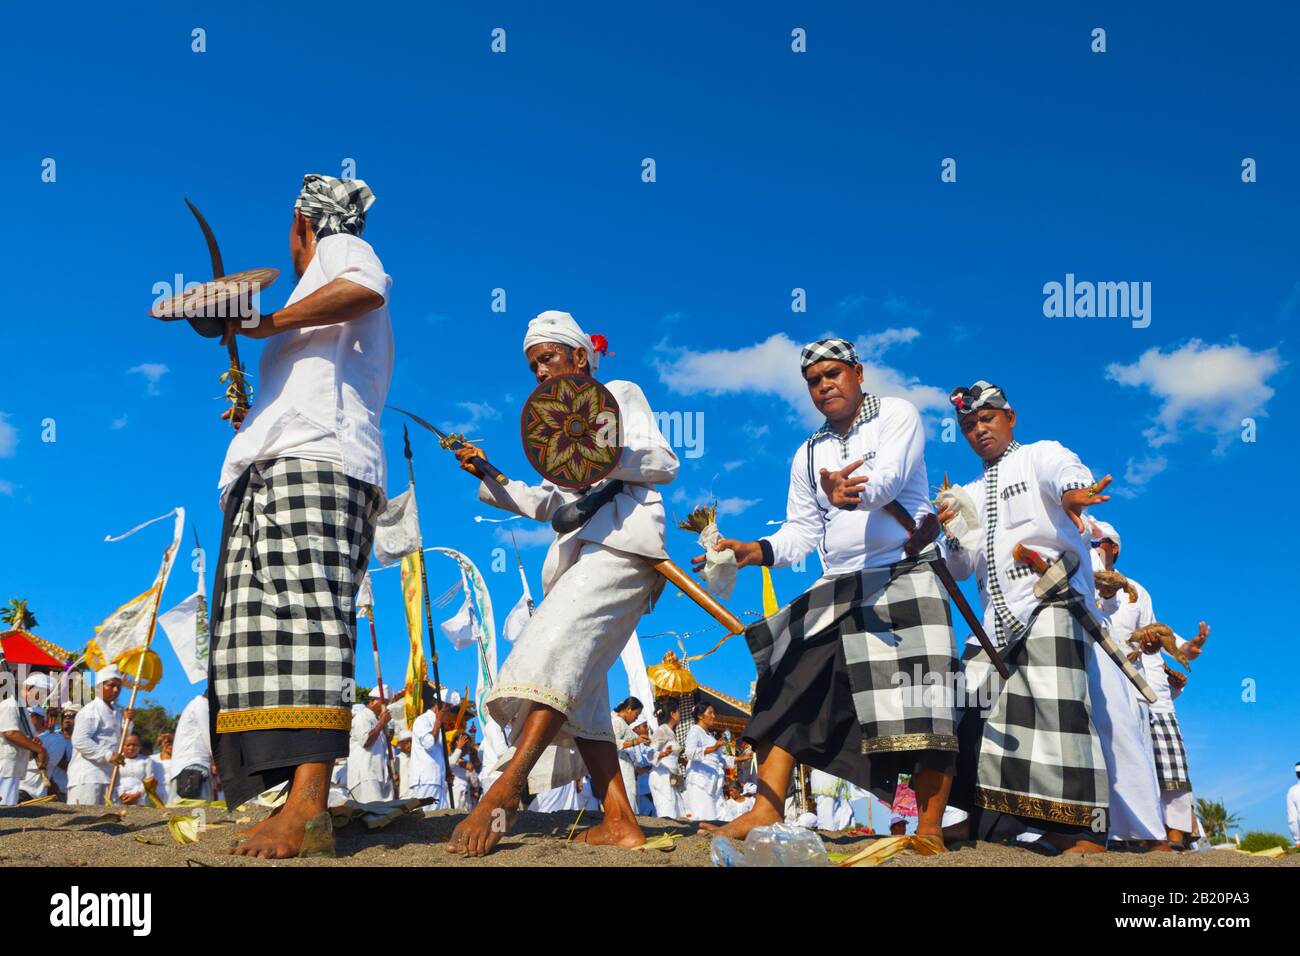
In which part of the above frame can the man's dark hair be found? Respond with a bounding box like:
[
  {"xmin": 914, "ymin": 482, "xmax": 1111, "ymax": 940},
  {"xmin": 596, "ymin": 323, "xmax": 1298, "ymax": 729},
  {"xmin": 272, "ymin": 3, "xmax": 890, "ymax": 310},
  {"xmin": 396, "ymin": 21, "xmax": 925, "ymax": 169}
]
[{"xmin": 614, "ymin": 697, "xmax": 643, "ymax": 713}]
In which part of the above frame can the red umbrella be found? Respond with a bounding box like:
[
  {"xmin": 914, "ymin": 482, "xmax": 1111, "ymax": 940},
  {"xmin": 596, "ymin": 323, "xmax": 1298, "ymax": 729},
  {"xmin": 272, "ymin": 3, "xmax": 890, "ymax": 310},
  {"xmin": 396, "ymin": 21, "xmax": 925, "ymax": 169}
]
[{"xmin": 0, "ymin": 629, "xmax": 75, "ymax": 668}]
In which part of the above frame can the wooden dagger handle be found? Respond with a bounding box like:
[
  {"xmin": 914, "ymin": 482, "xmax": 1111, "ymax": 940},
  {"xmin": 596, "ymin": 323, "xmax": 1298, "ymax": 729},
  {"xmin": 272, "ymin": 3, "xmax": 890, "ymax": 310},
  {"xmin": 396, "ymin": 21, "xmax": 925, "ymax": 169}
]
[
  {"xmin": 1012, "ymin": 543, "xmax": 1050, "ymax": 575},
  {"xmin": 654, "ymin": 560, "xmax": 746, "ymax": 635}
]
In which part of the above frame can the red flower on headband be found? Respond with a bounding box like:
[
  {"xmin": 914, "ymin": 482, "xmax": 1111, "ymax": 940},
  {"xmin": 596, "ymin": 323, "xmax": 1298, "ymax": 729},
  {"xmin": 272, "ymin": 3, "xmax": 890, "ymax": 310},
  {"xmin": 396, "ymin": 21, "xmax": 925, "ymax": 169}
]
[
  {"xmin": 590, "ymin": 334, "xmax": 611, "ymax": 357},
  {"xmin": 953, "ymin": 396, "xmax": 966, "ymax": 411}
]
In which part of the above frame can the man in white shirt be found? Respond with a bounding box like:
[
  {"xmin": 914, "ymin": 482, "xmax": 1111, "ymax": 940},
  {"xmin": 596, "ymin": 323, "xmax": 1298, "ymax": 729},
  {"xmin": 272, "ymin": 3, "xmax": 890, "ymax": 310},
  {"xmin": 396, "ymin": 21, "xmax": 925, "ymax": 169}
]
[
  {"xmin": 696, "ymin": 338, "xmax": 959, "ymax": 846},
  {"xmin": 448, "ymin": 311, "xmax": 678, "ymax": 856},
  {"xmin": 939, "ymin": 381, "xmax": 1112, "ymax": 853},
  {"xmin": 41, "ymin": 707, "xmax": 74, "ymax": 800},
  {"xmin": 68, "ymin": 669, "xmax": 132, "ymax": 806},
  {"xmin": 348, "ymin": 685, "xmax": 395, "ymax": 804},
  {"xmin": 448, "ymin": 732, "xmax": 481, "ymax": 811},
  {"xmin": 167, "ymin": 693, "xmax": 214, "ymax": 803},
  {"xmin": 409, "ymin": 698, "xmax": 450, "ymax": 808},
  {"xmin": 1, "ymin": 673, "xmax": 49, "ymax": 805},
  {"xmin": 1089, "ymin": 521, "xmax": 1179, "ymax": 849},
  {"xmin": 1287, "ymin": 763, "xmax": 1300, "ymax": 847},
  {"xmin": 206, "ymin": 175, "xmax": 393, "ymax": 858}
]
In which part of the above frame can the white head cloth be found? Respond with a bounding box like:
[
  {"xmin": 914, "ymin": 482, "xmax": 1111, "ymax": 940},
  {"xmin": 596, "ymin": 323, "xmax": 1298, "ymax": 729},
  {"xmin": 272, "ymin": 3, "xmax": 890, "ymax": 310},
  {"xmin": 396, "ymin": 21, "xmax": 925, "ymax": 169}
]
[
  {"xmin": 1091, "ymin": 520, "xmax": 1121, "ymax": 552},
  {"xmin": 23, "ymin": 672, "xmax": 54, "ymax": 692},
  {"xmin": 368, "ymin": 683, "xmax": 391, "ymax": 700},
  {"xmin": 522, "ymin": 310, "xmax": 599, "ymax": 371},
  {"xmin": 96, "ymin": 666, "xmax": 122, "ymax": 683}
]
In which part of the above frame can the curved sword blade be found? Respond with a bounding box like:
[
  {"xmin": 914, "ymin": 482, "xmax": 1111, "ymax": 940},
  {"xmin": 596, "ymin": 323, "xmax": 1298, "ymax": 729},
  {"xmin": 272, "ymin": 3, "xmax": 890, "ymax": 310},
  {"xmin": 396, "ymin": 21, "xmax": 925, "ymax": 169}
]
[{"xmin": 184, "ymin": 198, "xmax": 225, "ymax": 279}]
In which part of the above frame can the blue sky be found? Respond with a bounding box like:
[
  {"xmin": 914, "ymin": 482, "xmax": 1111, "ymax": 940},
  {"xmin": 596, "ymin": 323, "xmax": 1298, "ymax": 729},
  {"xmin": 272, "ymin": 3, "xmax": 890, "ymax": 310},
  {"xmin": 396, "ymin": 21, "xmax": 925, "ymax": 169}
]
[{"xmin": 2, "ymin": 3, "xmax": 1295, "ymax": 834}]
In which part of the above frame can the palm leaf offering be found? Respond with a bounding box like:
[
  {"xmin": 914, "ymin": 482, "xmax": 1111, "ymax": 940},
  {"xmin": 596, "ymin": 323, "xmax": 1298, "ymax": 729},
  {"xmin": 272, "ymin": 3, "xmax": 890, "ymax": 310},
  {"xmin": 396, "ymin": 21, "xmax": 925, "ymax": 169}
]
[
  {"xmin": 677, "ymin": 501, "xmax": 718, "ymax": 534},
  {"xmin": 838, "ymin": 834, "xmax": 945, "ymax": 867},
  {"xmin": 167, "ymin": 814, "xmax": 202, "ymax": 845}
]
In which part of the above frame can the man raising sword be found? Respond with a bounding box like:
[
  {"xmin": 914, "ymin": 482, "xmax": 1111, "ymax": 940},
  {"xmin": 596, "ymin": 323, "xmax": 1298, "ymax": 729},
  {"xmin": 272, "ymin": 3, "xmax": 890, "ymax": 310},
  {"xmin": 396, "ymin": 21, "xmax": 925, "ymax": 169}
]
[{"xmin": 449, "ymin": 310, "xmax": 678, "ymax": 856}]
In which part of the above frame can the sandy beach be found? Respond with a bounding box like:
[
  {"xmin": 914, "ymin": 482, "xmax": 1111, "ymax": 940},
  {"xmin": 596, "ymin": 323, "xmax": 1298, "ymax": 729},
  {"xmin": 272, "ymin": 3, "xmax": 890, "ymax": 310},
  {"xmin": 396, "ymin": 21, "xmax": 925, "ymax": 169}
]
[{"xmin": 2, "ymin": 802, "xmax": 1294, "ymax": 868}]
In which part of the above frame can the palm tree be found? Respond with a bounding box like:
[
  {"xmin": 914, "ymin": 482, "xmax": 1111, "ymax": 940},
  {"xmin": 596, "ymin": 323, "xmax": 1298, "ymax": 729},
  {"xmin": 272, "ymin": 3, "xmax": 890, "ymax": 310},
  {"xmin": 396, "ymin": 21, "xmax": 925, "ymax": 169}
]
[
  {"xmin": 1196, "ymin": 797, "xmax": 1242, "ymax": 844},
  {"xmin": 1, "ymin": 598, "xmax": 38, "ymax": 632}
]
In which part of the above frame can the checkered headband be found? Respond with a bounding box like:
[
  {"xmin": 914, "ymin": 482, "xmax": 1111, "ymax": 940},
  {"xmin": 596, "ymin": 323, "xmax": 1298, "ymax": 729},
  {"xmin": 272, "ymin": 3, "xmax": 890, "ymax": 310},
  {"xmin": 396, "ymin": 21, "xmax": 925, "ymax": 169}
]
[
  {"xmin": 800, "ymin": 337, "xmax": 859, "ymax": 370},
  {"xmin": 295, "ymin": 174, "xmax": 376, "ymax": 239},
  {"xmin": 949, "ymin": 380, "xmax": 1009, "ymax": 417}
]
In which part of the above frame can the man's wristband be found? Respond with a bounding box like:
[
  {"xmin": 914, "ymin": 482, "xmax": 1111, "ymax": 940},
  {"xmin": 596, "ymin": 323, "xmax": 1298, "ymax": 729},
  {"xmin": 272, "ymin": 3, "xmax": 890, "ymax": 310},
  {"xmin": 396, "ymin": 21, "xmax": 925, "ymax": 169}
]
[{"xmin": 758, "ymin": 539, "xmax": 775, "ymax": 567}]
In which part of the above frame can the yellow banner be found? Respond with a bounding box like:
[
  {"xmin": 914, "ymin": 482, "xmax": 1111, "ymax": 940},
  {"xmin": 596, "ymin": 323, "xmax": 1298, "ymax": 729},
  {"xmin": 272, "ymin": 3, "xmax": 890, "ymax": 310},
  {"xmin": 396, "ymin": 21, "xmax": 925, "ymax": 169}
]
[
  {"xmin": 761, "ymin": 566, "xmax": 780, "ymax": 618},
  {"xmin": 401, "ymin": 552, "xmax": 427, "ymax": 725}
]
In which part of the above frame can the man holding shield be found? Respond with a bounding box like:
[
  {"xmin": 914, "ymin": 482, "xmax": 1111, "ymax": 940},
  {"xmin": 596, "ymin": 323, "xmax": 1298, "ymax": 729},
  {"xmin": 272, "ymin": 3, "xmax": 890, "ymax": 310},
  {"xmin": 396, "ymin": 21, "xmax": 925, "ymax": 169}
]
[
  {"xmin": 207, "ymin": 175, "xmax": 393, "ymax": 858},
  {"xmin": 449, "ymin": 310, "xmax": 678, "ymax": 856}
]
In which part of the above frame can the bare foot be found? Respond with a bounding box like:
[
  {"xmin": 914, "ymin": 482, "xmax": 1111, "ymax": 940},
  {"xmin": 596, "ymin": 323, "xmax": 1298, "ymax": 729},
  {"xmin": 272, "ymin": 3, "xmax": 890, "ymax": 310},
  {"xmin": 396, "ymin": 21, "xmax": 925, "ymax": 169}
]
[
  {"xmin": 1043, "ymin": 832, "xmax": 1106, "ymax": 854},
  {"xmin": 446, "ymin": 798, "xmax": 517, "ymax": 858},
  {"xmin": 915, "ymin": 826, "xmax": 948, "ymax": 851},
  {"xmin": 699, "ymin": 802, "xmax": 783, "ymax": 840},
  {"xmin": 224, "ymin": 809, "xmax": 333, "ymax": 859},
  {"xmin": 573, "ymin": 816, "xmax": 645, "ymax": 849},
  {"xmin": 1146, "ymin": 841, "xmax": 1173, "ymax": 853}
]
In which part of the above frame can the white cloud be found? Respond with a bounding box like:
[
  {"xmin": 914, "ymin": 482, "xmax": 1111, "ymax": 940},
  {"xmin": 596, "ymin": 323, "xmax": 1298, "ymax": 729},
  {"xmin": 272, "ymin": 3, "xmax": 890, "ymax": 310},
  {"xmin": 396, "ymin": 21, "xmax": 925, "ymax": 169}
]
[
  {"xmin": 1106, "ymin": 339, "xmax": 1283, "ymax": 451},
  {"xmin": 653, "ymin": 331, "xmax": 947, "ymax": 428},
  {"xmin": 721, "ymin": 459, "xmax": 745, "ymax": 472},
  {"xmin": 128, "ymin": 363, "xmax": 170, "ymax": 396},
  {"xmin": 1112, "ymin": 454, "xmax": 1168, "ymax": 499},
  {"xmin": 443, "ymin": 401, "xmax": 501, "ymax": 436},
  {"xmin": 493, "ymin": 524, "xmax": 555, "ymax": 549},
  {"xmin": 716, "ymin": 496, "xmax": 760, "ymax": 517},
  {"xmin": 0, "ymin": 412, "xmax": 16, "ymax": 458},
  {"xmin": 111, "ymin": 416, "xmax": 129, "ymax": 430},
  {"xmin": 0, "ymin": 480, "xmax": 14, "ymax": 496}
]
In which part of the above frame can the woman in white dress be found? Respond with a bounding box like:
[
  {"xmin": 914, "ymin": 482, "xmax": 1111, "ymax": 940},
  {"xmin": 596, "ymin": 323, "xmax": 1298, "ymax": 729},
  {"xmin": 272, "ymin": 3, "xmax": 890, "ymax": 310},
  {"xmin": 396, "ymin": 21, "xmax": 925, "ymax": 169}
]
[
  {"xmin": 683, "ymin": 706, "xmax": 730, "ymax": 823},
  {"xmin": 610, "ymin": 697, "xmax": 644, "ymax": 810},
  {"xmin": 648, "ymin": 701, "xmax": 682, "ymax": 818}
]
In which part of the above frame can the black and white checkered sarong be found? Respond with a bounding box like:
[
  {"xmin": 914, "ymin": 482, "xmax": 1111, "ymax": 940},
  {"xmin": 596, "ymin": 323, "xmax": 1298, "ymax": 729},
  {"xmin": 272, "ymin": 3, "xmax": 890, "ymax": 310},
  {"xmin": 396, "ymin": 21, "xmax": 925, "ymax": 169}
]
[
  {"xmin": 745, "ymin": 548, "xmax": 958, "ymax": 753},
  {"xmin": 1150, "ymin": 711, "xmax": 1192, "ymax": 792},
  {"xmin": 210, "ymin": 458, "xmax": 382, "ymax": 735},
  {"xmin": 961, "ymin": 593, "xmax": 1107, "ymax": 827}
]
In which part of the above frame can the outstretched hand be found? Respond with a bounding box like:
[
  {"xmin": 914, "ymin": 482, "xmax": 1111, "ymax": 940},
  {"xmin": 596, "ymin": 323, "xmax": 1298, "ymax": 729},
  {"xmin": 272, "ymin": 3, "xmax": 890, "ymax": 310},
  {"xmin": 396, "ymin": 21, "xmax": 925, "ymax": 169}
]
[
  {"xmin": 1184, "ymin": 621, "xmax": 1209, "ymax": 660},
  {"xmin": 819, "ymin": 459, "xmax": 870, "ymax": 509},
  {"xmin": 1062, "ymin": 475, "xmax": 1112, "ymax": 532},
  {"xmin": 691, "ymin": 538, "xmax": 762, "ymax": 573}
]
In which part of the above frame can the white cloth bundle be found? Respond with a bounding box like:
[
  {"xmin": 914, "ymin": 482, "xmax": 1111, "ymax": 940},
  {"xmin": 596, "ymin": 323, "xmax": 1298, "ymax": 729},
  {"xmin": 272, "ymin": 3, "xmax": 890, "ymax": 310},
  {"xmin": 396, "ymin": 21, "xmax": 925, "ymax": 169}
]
[
  {"xmin": 696, "ymin": 522, "xmax": 737, "ymax": 601},
  {"xmin": 936, "ymin": 485, "xmax": 981, "ymax": 551}
]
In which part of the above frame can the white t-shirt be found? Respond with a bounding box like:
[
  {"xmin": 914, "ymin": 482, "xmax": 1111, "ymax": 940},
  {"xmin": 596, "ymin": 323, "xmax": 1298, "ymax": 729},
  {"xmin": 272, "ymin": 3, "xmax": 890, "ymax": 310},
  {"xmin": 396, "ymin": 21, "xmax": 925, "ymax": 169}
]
[
  {"xmin": 219, "ymin": 232, "xmax": 394, "ymax": 493},
  {"xmin": 348, "ymin": 707, "xmax": 389, "ymax": 790}
]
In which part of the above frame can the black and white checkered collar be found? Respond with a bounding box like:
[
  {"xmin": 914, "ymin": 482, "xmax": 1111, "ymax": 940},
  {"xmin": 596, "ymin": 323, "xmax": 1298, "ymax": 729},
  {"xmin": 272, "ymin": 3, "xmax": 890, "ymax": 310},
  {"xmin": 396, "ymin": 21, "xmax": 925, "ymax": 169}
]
[
  {"xmin": 811, "ymin": 393, "xmax": 880, "ymax": 443},
  {"xmin": 983, "ymin": 439, "xmax": 1021, "ymax": 471}
]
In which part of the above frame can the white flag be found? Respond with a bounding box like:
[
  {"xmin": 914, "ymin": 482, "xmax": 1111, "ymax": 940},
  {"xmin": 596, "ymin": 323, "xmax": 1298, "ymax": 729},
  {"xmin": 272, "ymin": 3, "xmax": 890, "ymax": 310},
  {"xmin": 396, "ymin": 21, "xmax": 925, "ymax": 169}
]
[
  {"xmin": 158, "ymin": 590, "xmax": 209, "ymax": 684},
  {"xmin": 372, "ymin": 487, "xmax": 422, "ymax": 567},
  {"xmin": 356, "ymin": 572, "xmax": 375, "ymax": 619},
  {"xmin": 502, "ymin": 592, "xmax": 530, "ymax": 643},
  {"xmin": 439, "ymin": 578, "xmax": 478, "ymax": 651},
  {"xmin": 620, "ymin": 629, "xmax": 657, "ymax": 732}
]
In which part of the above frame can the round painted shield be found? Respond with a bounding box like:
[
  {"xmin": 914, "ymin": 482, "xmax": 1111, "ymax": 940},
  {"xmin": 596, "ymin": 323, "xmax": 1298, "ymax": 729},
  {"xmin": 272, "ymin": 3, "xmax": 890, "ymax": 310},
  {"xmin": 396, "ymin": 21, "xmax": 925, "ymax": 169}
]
[
  {"xmin": 521, "ymin": 374, "xmax": 623, "ymax": 488},
  {"xmin": 149, "ymin": 267, "xmax": 280, "ymax": 338}
]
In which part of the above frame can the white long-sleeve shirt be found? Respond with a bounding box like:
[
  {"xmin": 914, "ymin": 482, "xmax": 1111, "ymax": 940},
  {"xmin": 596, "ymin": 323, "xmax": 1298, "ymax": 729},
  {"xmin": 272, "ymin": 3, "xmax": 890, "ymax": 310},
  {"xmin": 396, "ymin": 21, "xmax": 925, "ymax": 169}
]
[
  {"xmin": 68, "ymin": 697, "xmax": 124, "ymax": 786},
  {"xmin": 650, "ymin": 724, "xmax": 680, "ymax": 773},
  {"xmin": 348, "ymin": 707, "xmax": 389, "ymax": 791},
  {"xmin": 408, "ymin": 709, "xmax": 446, "ymax": 787},
  {"xmin": 762, "ymin": 395, "xmax": 931, "ymax": 575},
  {"xmin": 478, "ymin": 378, "xmax": 678, "ymax": 593},
  {"xmin": 1287, "ymin": 781, "xmax": 1300, "ymax": 844},
  {"xmin": 1093, "ymin": 562, "xmax": 1191, "ymax": 715},
  {"xmin": 945, "ymin": 440, "xmax": 1097, "ymax": 644},
  {"xmin": 684, "ymin": 725, "xmax": 727, "ymax": 778}
]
